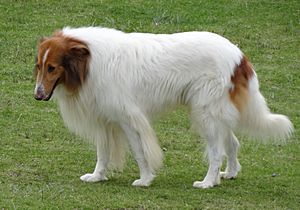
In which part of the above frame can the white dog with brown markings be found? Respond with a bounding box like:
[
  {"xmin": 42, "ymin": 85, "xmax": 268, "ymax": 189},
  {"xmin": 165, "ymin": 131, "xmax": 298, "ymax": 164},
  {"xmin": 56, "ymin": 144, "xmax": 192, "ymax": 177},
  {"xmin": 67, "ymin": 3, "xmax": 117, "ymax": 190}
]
[{"xmin": 34, "ymin": 27, "xmax": 293, "ymax": 188}]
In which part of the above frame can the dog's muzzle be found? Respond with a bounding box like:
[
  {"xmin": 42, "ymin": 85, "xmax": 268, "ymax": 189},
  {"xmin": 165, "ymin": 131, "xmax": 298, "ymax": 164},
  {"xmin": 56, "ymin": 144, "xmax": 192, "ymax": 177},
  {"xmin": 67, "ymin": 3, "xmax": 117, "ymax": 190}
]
[{"xmin": 34, "ymin": 85, "xmax": 47, "ymax": 100}]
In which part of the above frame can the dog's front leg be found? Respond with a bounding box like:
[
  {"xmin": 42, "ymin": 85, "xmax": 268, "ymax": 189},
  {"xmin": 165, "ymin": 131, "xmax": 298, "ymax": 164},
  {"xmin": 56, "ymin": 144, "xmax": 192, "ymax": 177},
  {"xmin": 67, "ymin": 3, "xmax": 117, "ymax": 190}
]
[
  {"xmin": 121, "ymin": 123, "xmax": 155, "ymax": 187},
  {"xmin": 80, "ymin": 127, "xmax": 109, "ymax": 182}
]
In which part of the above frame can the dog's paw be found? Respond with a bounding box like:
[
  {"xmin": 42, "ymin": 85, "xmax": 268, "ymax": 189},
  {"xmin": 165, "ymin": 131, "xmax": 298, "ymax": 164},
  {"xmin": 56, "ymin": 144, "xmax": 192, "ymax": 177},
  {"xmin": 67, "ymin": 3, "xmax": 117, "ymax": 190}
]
[
  {"xmin": 80, "ymin": 173, "xmax": 108, "ymax": 183},
  {"xmin": 193, "ymin": 180, "xmax": 217, "ymax": 189},
  {"xmin": 220, "ymin": 164, "xmax": 241, "ymax": 179},
  {"xmin": 220, "ymin": 171, "xmax": 238, "ymax": 179},
  {"xmin": 132, "ymin": 178, "xmax": 152, "ymax": 187}
]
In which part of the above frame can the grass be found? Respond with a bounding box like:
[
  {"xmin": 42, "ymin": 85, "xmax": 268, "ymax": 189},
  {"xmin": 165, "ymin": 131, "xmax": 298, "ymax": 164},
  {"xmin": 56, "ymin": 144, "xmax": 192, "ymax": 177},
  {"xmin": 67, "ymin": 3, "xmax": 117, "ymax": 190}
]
[{"xmin": 0, "ymin": 0, "xmax": 299, "ymax": 209}]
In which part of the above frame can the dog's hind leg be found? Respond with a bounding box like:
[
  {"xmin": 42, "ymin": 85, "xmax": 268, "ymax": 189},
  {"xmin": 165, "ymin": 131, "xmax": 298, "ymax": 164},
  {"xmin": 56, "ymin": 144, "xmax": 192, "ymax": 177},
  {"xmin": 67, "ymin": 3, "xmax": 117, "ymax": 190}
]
[
  {"xmin": 220, "ymin": 131, "xmax": 241, "ymax": 179},
  {"xmin": 191, "ymin": 110, "xmax": 228, "ymax": 188}
]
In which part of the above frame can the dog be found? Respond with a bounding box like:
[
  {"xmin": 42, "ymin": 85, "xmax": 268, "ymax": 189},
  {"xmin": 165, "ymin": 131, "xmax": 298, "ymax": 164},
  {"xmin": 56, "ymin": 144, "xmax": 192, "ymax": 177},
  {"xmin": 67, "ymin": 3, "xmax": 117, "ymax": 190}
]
[{"xmin": 34, "ymin": 27, "xmax": 293, "ymax": 188}]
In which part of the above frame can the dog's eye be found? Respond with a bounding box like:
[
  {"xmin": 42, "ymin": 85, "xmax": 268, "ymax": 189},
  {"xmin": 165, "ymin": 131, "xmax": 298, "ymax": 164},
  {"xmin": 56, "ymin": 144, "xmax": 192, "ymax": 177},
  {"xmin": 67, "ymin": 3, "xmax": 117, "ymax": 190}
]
[
  {"xmin": 48, "ymin": 65, "xmax": 55, "ymax": 73},
  {"xmin": 36, "ymin": 64, "xmax": 40, "ymax": 69}
]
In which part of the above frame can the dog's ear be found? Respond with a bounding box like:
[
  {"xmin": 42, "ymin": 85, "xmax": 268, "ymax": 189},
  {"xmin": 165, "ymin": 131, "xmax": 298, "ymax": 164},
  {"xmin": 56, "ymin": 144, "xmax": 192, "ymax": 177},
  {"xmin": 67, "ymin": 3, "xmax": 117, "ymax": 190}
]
[
  {"xmin": 62, "ymin": 43, "xmax": 90, "ymax": 91},
  {"xmin": 69, "ymin": 44, "xmax": 90, "ymax": 58}
]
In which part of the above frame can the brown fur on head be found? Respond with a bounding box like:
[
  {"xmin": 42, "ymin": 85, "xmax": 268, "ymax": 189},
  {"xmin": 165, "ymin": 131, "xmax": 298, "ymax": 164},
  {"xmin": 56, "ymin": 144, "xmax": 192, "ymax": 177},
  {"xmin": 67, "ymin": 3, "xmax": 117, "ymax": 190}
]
[{"xmin": 34, "ymin": 32, "xmax": 90, "ymax": 101}]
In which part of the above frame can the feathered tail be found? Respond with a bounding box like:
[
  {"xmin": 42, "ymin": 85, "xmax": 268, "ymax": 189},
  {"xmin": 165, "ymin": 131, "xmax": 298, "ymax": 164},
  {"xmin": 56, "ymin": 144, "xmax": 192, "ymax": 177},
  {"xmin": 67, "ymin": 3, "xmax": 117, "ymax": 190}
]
[{"xmin": 230, "ymin": 56, "xmax": 293, "ymax": 141}]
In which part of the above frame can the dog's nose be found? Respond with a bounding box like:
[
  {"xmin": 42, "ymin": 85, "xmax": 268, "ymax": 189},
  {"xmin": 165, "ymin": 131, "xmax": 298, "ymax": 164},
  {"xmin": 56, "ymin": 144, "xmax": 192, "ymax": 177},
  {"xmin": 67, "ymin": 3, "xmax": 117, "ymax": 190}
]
[
  {"xmin": 34, "ymin": 94, "xmax": 43, "ymax": 100},
  {"xmin": 34, "ymin": 85, "xmax": 45, "ymax": 100}
]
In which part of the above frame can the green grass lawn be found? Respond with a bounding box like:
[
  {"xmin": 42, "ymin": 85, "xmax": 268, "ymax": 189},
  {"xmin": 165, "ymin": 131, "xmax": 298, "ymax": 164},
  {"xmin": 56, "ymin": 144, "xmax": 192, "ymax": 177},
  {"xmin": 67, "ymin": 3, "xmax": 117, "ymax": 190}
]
[{"xmin": 0, "ymin": 0, "xmax": 299, "ymax": 209}]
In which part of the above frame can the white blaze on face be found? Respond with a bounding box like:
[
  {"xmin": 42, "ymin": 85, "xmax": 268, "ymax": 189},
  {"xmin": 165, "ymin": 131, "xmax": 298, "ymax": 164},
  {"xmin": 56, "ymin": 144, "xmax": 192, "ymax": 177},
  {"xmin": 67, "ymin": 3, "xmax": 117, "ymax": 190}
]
[
  {"xmin": 34, "ymin": 48, "xmax": 50, "ymax": 96},
  {"xmin": 42, "ymin": 48, "xmax": 50, "ymax": 68}
]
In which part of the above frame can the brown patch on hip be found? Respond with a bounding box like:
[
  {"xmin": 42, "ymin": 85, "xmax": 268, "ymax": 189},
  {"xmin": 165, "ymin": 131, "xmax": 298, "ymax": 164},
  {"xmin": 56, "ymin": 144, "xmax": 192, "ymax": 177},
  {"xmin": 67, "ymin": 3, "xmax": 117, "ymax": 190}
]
[{"xmin": 229, "ymin": 56, "xmax": 254, "ymax": 112}]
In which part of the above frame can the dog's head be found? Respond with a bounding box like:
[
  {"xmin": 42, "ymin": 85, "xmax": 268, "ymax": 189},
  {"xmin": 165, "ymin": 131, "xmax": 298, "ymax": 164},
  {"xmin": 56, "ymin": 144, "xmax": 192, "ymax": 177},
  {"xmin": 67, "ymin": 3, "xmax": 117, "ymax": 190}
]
[{"xmin": 34, "ymin": 32, "xmax": 90, "ymax": 101}]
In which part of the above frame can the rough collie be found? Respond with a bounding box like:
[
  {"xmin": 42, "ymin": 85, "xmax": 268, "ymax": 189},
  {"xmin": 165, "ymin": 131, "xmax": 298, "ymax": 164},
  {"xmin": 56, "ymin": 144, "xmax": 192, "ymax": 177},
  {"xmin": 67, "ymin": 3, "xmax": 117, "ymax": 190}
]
[{"xmin": 34, "ymin": 27, "xmax": 293, "ymax": 188}]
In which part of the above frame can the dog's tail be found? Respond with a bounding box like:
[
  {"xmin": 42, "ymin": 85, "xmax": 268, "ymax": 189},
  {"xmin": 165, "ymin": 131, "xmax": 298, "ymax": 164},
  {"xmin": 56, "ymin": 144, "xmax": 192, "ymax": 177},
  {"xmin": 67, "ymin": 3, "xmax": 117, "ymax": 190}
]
[{"xmin": 230, "ymin": 56, "xmax": 293, "ymax": 141}]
